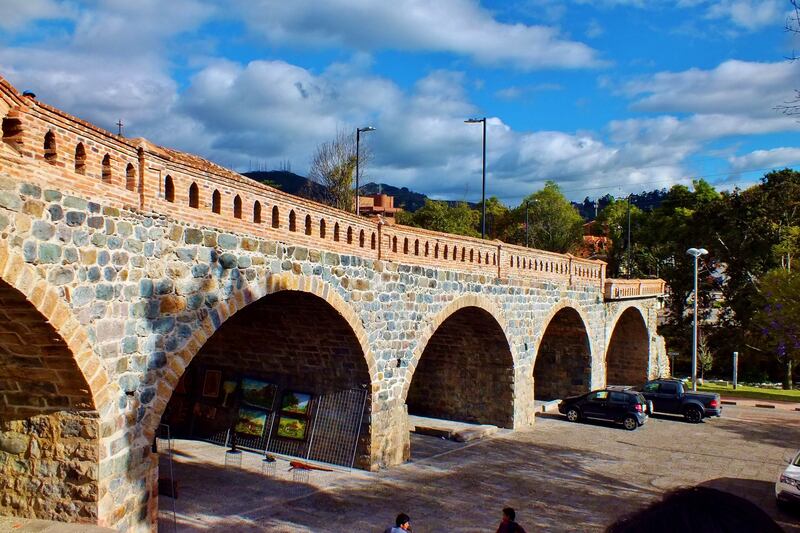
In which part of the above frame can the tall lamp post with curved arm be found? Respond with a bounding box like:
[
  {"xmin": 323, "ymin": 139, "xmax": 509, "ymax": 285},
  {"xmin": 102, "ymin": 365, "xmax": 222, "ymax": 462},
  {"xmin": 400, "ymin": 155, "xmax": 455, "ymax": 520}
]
[
  {"xmin": 355, "ymin": 126, "xmax": 375, "ymax": 215},
  {"xmin": 465, "ymin": 117, "xmax": 487, "ymax": 238},
  {"xmin": 686, "ymin": 247, "xmax": 708, "ymax": 391}
]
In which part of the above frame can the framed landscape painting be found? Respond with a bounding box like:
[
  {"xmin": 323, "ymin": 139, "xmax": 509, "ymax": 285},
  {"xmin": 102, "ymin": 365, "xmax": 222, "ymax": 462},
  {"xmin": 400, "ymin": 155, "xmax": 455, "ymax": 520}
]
[
  {"xmin": 201, "ymin": 369, "xmax": 222, "ymax": 398},
  {"xmin": 241, "ymin": 378, "xmax": 277, "ymax": 410},
  {"xmin": 276, "ymin": 415, "xmax": 308, "ymax": 440},
  {"xmin": 281, "ymin": 391, "xmax": 311, "ymax": 415},
  {"xmin": 235, "ymin": 407, "xmax": 268, "ymax": 438}
]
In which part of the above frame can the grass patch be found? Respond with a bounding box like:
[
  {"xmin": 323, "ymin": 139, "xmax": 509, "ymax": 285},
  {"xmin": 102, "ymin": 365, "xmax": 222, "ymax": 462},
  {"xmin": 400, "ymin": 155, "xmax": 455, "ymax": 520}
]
[{"xmin": 697, "ymin": 382, "xmax": 800, "ymax": 403}]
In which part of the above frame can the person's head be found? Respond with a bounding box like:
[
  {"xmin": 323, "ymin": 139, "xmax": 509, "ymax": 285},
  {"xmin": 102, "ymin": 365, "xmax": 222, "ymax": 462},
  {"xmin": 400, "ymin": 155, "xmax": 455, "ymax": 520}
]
[
  {"xmin": 502, "ymin": 508, "xmax": 516, "ymax": 523},
  {"xmin": 606, "ymin": 486, "xmax": 783, "ymax": 533},
  {"xmin": 396, "ymin": 513, "xmax": 410, "ymax": 530}
]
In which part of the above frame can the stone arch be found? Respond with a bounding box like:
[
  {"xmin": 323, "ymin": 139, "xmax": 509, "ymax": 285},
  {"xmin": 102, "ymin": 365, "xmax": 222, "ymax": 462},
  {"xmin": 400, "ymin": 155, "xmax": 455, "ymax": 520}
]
[
  {"xmin": 404, "ymin": 294, "xmax": 516, "ymax": 428},
  {"xmin": 142, "ymin": 272, "xmax": 378, "ymax": 443},
  {"xmin": 605, "ymin": 305, "xmax": 650, "ymax": 386},
  {"xmin": 0, "ymin": 243, "xmax": 117, "ymax": 523},
  {"xmin": 0, "ymin": 242, "xmax": 113, "ymax": 411},
  {"xmin": 532, "ymin": 302, "xmax": 593, "ymax": 400}
]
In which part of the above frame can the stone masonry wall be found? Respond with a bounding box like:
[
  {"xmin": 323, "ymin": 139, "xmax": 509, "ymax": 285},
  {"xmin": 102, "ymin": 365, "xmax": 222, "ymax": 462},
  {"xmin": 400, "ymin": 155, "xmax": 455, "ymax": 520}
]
[
  {"xmin": 406, "ymin": 307, "xmax": 515, "ymax": 427},
  {"xmin": 0, "ymin": 411, "xmax": 99, "ymax": 522},
  {"xmin": 0, "ymin": 157, "xmax": 666, "ymax": 531}
]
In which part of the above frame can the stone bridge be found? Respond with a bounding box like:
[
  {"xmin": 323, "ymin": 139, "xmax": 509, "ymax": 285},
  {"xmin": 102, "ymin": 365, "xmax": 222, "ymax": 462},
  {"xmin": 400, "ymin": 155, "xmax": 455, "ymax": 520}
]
[{"xmin": 0, "ymin": 76, "xmax": 667, "ymax": 532}]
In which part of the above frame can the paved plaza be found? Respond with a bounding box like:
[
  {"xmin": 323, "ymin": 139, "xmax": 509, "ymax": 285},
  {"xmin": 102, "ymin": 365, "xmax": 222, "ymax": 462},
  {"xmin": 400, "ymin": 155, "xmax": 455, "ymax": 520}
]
[{"xmin": 158, "ymin": 406, "xmax": 800, "ymax": 532}]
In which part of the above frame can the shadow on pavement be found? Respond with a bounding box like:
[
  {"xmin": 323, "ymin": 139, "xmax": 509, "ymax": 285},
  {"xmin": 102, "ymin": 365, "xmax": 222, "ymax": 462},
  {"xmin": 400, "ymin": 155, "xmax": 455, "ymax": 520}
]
[
  {"xmin": 158, "ymin": 434, "xmax": 661, "ymax": 532},
  {"xmin": 700, "ymin": 477, "xmax": 800, "ymax": 532}
]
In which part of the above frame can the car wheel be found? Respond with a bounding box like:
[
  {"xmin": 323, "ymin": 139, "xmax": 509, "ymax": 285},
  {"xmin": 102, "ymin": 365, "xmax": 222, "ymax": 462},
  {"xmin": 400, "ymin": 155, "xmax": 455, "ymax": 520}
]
[
  {"xmin": 566, "ymin": 408, "xmax": 581, "ymax": 422},
  {"xmin": 684, "ymin": 406, "xmax": 702, "ymax": 423},
  {"xmin": 623, "ymin": 416, "xmax": 638, "ymax": 431}
]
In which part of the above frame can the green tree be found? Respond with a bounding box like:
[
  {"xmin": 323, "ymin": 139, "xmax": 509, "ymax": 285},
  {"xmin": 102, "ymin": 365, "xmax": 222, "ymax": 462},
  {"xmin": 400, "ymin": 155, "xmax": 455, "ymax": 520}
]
[
  {"xmin": 399, "ymin": 199, "xmax": 480, "ymax": 238},
  {"xmin": 514, "ymin": 181, "xmax": 584, "ymax": 253},
  {"xmin": 753, "ymin": 268, "xmax": 800, "ymax": 389},
  {"xmin": 698, "ymin": 338, "xmax": 713, "ymax": 385}
]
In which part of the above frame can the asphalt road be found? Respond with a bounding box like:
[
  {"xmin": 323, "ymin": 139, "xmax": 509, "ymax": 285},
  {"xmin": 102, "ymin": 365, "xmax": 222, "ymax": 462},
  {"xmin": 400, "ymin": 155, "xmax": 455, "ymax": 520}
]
[{"xmin": 160, "ymin": 405, "xmax": 800, "ymax": 532}]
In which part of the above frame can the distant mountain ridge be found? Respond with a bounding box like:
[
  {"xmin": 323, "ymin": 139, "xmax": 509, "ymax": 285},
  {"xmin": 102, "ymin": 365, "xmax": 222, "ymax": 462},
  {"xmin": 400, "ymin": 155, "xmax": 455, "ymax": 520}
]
[{"xmin": 243, "ymin": 170, "xmax": 665, "ymax": 218}]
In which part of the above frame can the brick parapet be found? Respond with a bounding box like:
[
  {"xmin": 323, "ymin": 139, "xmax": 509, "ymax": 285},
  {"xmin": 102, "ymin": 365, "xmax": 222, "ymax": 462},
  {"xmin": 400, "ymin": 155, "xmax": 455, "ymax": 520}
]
[{"xmin": 0, "ymin": 74, "xmax": 658, "ymax": 293}]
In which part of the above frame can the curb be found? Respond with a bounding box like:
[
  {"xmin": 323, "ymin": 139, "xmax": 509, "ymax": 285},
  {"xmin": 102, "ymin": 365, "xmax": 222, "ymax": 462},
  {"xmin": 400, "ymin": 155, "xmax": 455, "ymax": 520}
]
[
  {"xmin": 721, "ymin": 400, "xmax": 737, "ymax": 406},
  {"xmin": 755, "ymin": 403, "xmax": 776, "ymax": 409}
]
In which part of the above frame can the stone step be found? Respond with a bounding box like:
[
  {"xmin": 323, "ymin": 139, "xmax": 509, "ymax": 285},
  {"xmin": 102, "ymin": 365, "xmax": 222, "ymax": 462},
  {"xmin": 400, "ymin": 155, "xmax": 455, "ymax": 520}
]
[{"xmin": 408, "ymin": 415, "xmax": 498, "ymax": 443}]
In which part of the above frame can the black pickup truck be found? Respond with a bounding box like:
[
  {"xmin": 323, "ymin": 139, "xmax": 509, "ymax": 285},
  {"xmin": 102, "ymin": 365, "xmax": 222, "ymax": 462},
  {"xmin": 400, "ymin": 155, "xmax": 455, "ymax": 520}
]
[{"xmin": 638, "ymin": 378, "xmax": 722, "ymax": 423}]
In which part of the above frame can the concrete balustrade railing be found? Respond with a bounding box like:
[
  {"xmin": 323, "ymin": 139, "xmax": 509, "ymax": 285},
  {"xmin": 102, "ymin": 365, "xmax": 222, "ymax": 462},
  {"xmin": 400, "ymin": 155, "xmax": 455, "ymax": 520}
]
[
  {"xmin": 603, "ymin": 278, "xmax": 666, "ymax": 300},
  {"xmin": 0, "ymin": 75, "xmax": 661, "ymax": 297}
]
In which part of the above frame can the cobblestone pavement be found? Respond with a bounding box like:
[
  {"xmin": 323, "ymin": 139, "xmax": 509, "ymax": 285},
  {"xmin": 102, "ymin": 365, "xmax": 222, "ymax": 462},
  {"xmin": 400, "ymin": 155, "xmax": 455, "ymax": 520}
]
[{"xmin": 159, "ymin": 406, "xmax": 800, "ymax": 532}]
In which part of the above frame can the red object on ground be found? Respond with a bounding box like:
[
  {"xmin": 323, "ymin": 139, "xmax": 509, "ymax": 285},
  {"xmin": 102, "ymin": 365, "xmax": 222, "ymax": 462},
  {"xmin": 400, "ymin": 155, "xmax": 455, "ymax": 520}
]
[{"xmin": 288, "ymin": 460, "xmax": 334, "ymax": 472}]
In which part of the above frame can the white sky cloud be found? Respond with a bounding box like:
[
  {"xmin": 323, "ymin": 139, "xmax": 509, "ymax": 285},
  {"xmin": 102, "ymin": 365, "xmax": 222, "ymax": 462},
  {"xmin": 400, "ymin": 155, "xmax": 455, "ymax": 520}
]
[
  {"xmin": 233, "ymin": 0, "xmax": 604, "ymax": 70},
  {"xmin": 0, "ymin": 1, "xmax": 796, "ymax": 203},
  {"xmin": 728, "ymin": 147, "xmax": 800, "ymax": 171}
]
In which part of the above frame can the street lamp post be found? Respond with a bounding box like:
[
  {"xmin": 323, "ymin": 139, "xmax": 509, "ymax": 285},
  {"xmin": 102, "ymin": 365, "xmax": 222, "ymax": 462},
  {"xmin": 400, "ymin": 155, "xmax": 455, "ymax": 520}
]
[
  {"xmin": 686, "ymin": 247, "xmax": 708, "ymax": 392},
  {"xmin": 355, "ymin": 126, "xmax": 375, "ymax": 215},
  {"xmin": 465, "ymin": 117, "xmax": 487, "ymax": 239},
  {"xmin": 525, "ymin": 200, "xmax": 529, "ymax": 247}
]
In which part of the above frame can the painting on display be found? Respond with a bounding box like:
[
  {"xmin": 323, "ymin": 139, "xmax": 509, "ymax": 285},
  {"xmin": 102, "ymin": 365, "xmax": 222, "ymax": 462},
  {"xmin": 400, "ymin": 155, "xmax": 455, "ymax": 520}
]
[
  {"xmin": 201, "ymin": 369, "xmax": 222, "ymax": 399},
  {"xmin": 276, "ymin": 415, "xmax": 308, "ymax": 440},
  {"xmin": 280, "ymin": 391, "xmax": 312, "ymax": 415},
  {"xmin": 240, "ymin": 378, "xmax": 278, "ymax": 410},
  {"xmin": 235, "ymin": 407, "xmax": 268, "ymax": 438}
]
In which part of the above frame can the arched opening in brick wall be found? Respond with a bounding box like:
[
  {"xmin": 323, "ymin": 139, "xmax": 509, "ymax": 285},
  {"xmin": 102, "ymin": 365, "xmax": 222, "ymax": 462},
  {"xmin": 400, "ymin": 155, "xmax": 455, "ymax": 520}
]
[
  {"xmin": 253, "ymin": 201, "xmax": 261, "ymax": 223},
  {"xmin": 271, "ymin": 206, "xmax": 279, "ymax": 228},
  {"xmin": 0, "ymin": 279, "xmax": 99, "ymax": 524},
  {"xmin": 319, "ymin": 219, "xmax": 326, "ymax": 238},
  {"xmin": 212, "ymin": 190, "xmax": 221, "ymax": 214},
  {"xmin": 125, "ymin": 163, "xmax": 136, "ymax": 191},
  {"xmin": 233, "ymin": 195, "xmax": 242, "ymax": 219},
  {"xmin": 74, "ymin": 143, "xmax": 86, "ymax": 175},
  {"xmin": 101, "ymin": 154, "xmax": 111, "ymax": 182},
  {"xmin": 289, "ymin": 210, "xmax": 297, "ymax": 232},
  {"xmin": 606, "ymin": 307, "xmax": 650, "ymax": 386},
  {"xmin": 407, "ymin": 307, "xmax": 514, "ymax": 428},
  {"xmin": 189, "ymin": 183, "xmax": 199, "ymax": 209},
  {"xmin": 159, "ymin": 291, "xmax": 373, "ymax": 472},
  {"xmin": 304, "ymin": 214, "xmax": 312, "ymax": 235},
  {"xmin": 164, "ymin": 175, "xmax": 175, "ymax": 203},
  {"xmin": 43, "ymin": 130, "xmax": 57, "ymax": 164},
  {"xmin": 334, "ymin": 223, "xmax": 340, "ymax": 242},
  {"xmin": 533, "ymin": 307, "xmax": 592, "ymax": 400},
  {"xmin": 1, "ymin": 115, "xmax": 23, "ymax": 150}
]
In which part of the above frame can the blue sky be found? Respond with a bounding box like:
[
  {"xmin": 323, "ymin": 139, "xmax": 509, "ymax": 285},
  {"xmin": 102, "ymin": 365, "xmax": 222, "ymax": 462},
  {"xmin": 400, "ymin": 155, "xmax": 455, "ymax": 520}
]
[{"xmin": 1, "ymin": 0, "xmax": 798, "ymax": 204}]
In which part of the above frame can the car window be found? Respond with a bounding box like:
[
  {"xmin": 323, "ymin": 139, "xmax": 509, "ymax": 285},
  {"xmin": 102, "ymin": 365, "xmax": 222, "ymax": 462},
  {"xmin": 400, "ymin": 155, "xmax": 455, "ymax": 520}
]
[
  {"xmin": 793, "ymin": 452, "xmax": 800, "ymax": 467},
  {"xmin": 661, "ymin": 383, "xmax": 678, "ymax": 394},
  {"xmin": 643, "ymin": 382, "xmax": 659, "ymax": 393},
  {"xmin": 609, "ymin": 391, "xmax": 628, "ymax": 402},
  {"xmin": 590, "ymin": 391, "xmax": 609, "ymax": 401}
]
